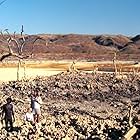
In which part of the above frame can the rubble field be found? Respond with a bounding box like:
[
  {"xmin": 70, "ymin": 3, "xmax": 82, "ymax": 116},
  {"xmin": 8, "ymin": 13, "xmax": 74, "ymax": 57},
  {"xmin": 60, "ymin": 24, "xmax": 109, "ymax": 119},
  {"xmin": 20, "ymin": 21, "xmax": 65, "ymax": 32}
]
[{"xmin": 0, "ymin": 71, "xmax": 140, "ymax": 140}]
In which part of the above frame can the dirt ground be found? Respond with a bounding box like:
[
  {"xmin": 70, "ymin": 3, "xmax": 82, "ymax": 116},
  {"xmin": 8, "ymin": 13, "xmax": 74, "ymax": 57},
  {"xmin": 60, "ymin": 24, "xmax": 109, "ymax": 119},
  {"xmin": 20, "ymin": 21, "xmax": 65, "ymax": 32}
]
[
  {"xmin": 0, "ymin": 60, "xmax": 140, "ymax": 81},
  {"xmin": 0, "ymin": 60, "xmax": 140, "ymax": 139},
  {"xmin": 1, "ymin": 70, "xmax": 140, "ymax": 139}
]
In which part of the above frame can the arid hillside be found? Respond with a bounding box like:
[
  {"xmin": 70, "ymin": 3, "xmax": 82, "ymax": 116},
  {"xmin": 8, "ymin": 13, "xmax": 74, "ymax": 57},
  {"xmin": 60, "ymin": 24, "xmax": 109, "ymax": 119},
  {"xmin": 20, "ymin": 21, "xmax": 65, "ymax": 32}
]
[{"xmin": 0, "ymin": 34, "xmax": 140, "ymax": 61}]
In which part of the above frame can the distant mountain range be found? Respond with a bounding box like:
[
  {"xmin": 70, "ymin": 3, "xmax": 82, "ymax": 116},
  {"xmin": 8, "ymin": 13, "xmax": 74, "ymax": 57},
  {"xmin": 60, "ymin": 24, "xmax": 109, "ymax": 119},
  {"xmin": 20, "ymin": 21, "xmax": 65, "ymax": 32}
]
[{"xmin": 0, "ymin": 34, "xmax": 140, "ymax": 61}]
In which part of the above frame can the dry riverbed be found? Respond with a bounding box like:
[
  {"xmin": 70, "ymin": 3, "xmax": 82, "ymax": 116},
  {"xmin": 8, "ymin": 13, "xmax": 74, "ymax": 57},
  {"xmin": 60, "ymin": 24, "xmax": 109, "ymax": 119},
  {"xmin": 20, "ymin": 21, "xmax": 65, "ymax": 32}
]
[{"xmin": 0, "ymin": 60, "xmax": 140, "ymax": 81}]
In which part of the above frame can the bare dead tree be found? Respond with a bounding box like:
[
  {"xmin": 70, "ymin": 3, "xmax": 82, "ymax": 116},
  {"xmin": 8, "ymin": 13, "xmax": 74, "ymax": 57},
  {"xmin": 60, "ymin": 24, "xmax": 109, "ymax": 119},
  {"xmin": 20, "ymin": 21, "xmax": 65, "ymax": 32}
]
[
  {"xmin": 0, "ymin": 29, "xmax": 28, "ymax": 60},
  {"xmin": 0, "ymin": 28, "xmax": 28, "ymax": 80},
  {"xmin": 93, "ymin": 64, "xmax": 98, "ymax": 75},
  {"xmin": 0, "ymin": 26, "xmax": 45, "ymax": 80},
  {"xmin": 0, "ymin": 0, "xmax": 6, "ymax": 6},
  {"xmin": 113, "ymin": 52, "xmax": 117, "ymax": 76},
  {"xmin": 68, "ymin": 61, "xmax": 79, "ymax": 72}
]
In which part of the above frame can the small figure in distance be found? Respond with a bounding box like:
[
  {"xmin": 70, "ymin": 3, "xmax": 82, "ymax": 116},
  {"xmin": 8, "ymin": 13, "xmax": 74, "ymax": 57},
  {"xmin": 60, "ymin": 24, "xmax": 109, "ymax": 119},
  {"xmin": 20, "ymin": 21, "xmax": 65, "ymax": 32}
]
[
  {"xmin": 31, "ymin": 90, "xmax": 42, "ymax": 124},
  {"xmin": 24, "ymin": 107, "xmax": 34, "ymax": 125},
  {"xmin": 1, "ymin": 97, "xmax": 15, "ymax": 131}
]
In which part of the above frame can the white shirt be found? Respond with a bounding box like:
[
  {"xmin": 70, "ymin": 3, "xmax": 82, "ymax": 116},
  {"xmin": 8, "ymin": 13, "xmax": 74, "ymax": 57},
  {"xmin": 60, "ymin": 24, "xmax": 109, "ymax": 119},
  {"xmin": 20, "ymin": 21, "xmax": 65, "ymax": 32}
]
[
  {"xmin": 24, "ymin": 112, "xmax": 34, "ymax": 122},
  {"xmin": 33, "ymin": 96, "xmax": 42, "ymax": 109}
]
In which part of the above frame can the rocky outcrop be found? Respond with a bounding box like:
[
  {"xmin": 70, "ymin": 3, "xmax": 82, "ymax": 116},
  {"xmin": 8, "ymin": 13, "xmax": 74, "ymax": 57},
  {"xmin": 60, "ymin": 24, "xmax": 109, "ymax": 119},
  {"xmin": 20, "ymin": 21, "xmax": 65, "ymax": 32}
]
[
  {"xmin": 131, "ymin": 35, "xmax": 140, "ymax": 44},
  {"xmin": 0, "ymin": 72, "xmax": 140, "ymax": 139}
]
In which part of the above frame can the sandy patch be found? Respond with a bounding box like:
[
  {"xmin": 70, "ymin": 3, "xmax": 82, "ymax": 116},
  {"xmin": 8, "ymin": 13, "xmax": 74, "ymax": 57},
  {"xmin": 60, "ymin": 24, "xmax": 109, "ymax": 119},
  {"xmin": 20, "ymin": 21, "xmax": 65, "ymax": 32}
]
[
  {"xmin": 0, "ymin": 67, "xmax": 64, "ymax": 81},
  {"xmin": 0, "ymin": 60, "xmax": 140, "ymax": 81}
]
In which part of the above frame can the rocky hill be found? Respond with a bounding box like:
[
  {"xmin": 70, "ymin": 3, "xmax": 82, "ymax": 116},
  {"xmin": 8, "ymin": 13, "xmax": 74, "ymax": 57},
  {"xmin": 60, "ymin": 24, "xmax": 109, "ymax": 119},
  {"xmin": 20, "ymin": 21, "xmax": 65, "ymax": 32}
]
[{"xmin": 0, "ymin": 34, "xmax": 140, "ymax": 61}]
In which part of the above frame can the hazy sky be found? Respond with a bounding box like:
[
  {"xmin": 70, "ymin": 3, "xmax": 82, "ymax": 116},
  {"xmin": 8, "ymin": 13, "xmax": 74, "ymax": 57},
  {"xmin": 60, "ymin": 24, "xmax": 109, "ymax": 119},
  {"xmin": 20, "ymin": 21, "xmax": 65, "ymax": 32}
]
[{"xmin": 0, "ymin": 0, "xmax": 140, "ymax": 35}]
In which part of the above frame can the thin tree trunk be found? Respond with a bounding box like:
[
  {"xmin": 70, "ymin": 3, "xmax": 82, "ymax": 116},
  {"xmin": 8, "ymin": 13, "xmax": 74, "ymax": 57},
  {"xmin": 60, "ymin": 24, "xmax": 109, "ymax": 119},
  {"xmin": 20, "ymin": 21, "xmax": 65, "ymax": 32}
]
[
  {"xmin": 113, "ymin": 52, "xmax": 117, "ymax": 76},
  {"xmin": 17, "ymin": 59, "xmax": 21, "ymax": 80},
  {"xmin": 23, "ymin": 61, "xmax": 26, "ymax": 79}
]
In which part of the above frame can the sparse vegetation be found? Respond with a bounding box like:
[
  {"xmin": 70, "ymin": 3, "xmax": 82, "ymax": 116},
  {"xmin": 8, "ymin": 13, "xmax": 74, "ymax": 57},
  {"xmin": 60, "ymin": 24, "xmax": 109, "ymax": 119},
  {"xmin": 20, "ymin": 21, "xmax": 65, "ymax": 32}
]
[
  {"xmin": 0, "ymin": 32, "xmax": 140, "ymax": 139},
  {"xmin": 0, "ymin": 26, "xmax": 45, "ymax": 80}
]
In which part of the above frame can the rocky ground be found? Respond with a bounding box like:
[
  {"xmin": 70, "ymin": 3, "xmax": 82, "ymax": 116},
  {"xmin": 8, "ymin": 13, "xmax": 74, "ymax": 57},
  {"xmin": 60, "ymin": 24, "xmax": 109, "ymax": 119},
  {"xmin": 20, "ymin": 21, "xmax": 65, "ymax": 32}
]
[{"xmin": 0, "ymin": 71, "xmax": 140, "ymax": 139}]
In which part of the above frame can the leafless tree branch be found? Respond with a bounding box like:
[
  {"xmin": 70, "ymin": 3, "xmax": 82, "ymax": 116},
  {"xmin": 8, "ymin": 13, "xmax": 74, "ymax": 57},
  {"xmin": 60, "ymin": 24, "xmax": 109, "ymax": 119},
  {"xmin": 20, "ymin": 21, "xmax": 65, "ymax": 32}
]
[
  {"xmin": 0, "ymin": 0, "xmax": 6, "ymax": 6},
  {"xmin": 0, "ymin": 26, "xmax": 45, "ymax": 61}
]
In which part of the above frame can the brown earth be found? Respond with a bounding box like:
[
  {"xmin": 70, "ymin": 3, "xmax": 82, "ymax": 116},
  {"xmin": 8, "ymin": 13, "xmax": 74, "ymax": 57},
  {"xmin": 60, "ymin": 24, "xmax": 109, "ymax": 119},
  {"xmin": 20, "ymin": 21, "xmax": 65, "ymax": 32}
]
[
  {"xmin": 1, "ymin": 33, "xmax": 140, "ymax": 139},
  {"xmin": 0, "ymin": 71, "xmax": 140, "ymax": 139},
  {"xmin": 0, "ymin": 34, "xmax": 140, "ymax": 61}
]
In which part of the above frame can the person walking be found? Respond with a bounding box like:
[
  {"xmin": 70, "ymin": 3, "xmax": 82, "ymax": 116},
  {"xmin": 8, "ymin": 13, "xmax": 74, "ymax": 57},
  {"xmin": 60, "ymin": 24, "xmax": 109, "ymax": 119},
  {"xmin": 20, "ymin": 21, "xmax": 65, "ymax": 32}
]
[
  {"xmin": 1, "ymin": 97, "xmax": 15, "ymax": 131},
  {"xmin": 31, "ymin": 90, "xmax": 42, "ymax": 124}
]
